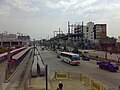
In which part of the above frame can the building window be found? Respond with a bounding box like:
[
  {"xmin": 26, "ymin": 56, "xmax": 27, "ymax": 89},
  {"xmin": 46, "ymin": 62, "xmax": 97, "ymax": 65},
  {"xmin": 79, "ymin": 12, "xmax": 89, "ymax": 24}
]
[{"xmin": 86, "ymin": 27, "xmax": 89, "ymax": 32}]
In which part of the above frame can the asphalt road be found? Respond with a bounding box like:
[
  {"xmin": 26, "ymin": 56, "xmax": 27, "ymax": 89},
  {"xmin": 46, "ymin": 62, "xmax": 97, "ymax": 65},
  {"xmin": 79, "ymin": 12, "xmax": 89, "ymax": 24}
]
[{"xmin": 39, "ymin": 50, "xmax": 120, "ymax": 90}]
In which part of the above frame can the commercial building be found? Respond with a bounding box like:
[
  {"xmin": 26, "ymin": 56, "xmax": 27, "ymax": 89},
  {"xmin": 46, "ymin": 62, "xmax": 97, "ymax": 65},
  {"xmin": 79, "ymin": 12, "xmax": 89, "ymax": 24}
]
[{"xmin": 0, "ymin": 32, "xmax": 31, "ymax": 47}]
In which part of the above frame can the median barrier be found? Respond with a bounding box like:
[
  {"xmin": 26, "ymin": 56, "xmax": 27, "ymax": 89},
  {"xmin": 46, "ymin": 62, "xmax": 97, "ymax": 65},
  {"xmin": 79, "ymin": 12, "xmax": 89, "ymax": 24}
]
[{"xmin": 91, "ymin": 80, "xmax": 101, "ymax": 90}]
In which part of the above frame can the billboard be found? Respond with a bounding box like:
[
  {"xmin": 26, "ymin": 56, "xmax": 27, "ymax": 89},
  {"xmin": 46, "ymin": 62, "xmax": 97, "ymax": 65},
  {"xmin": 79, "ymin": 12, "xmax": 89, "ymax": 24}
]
[{"xmin": 94, "ymin": 24, "xmax": 107, "ymax": 39}]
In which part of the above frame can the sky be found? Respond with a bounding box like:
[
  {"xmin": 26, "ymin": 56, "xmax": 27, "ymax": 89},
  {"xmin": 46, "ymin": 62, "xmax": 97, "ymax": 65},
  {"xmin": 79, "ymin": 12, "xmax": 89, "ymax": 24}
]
[{"xmin": 0, "ymin": 0, "xmax": 120, "ymax": 40}]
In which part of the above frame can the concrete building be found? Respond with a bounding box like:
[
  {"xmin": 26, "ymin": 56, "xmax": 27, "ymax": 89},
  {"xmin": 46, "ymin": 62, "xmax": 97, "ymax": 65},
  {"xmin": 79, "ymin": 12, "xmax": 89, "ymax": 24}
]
[
  {"xmin": 73, "ymin": 22, "xmax": 107, "ymax": 43},
  {"xmin": 0, "ymin": 33, "xmax": 17, "ymax": 41},
  {"xmin": 74, "ymin": 22, "xmax": 94, "ymax": 43},
  {"xmin": 84, "ymin": 22, "xmax": 94, "ymax": 43},
  {"xmin": 0, "ymin": 32, "xmax": 31, "ymax": 47}
]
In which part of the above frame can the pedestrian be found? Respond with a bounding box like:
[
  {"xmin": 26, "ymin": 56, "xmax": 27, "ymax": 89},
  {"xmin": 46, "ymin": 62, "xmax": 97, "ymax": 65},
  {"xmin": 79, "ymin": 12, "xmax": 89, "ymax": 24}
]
[
  {"xmin": 58, "ymin": 81, "xmax": 63, "ymax": 90},
  {"xmin": 118, "ymin": 85, "xmax": 120, "ymax": 90}
]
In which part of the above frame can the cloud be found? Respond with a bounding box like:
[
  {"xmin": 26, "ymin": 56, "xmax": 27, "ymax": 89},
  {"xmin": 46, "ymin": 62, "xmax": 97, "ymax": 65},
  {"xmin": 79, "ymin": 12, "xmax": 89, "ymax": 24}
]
[
  {"xmin": 35, "ymin": 0, "xmax": 98, "ymax": 11},
  {"xmin": 74, "ymin": 2, "xmax": 120, "ymax": 17},
  {"xmin": 0, "ymin": 5, "xmax": 10, "ymax": 16},
  {"xmin": 73, "ymin": 0, "xmax": 98, "ymax": 9},
  {"xmin": 7, "ymin": 0, "xmax": 39, "ymax": 12}
]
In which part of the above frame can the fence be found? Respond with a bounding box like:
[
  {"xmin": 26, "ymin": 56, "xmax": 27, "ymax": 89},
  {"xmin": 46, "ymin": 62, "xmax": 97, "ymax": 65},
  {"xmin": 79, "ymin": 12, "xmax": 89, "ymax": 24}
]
[{"xmin": 54, "ymin": 72, "xmax": 110, "ymax": 90}]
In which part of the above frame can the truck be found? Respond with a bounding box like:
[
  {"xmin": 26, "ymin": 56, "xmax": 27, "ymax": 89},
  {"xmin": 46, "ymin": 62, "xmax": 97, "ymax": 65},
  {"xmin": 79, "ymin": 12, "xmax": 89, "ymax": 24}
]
[{"xmin": 97, "ymin": 61, "xmax": 119, "ymax": 72}]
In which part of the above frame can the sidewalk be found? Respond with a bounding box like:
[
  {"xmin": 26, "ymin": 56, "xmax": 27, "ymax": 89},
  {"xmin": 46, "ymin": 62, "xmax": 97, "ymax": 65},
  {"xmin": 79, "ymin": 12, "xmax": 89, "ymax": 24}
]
[
  {"xmin": 50, "ymin": 78, "xmax": 91, "ymax": 90},
  {"xmin": 28, "ymin": 77, "xmax": 51, "ymax": 90}
]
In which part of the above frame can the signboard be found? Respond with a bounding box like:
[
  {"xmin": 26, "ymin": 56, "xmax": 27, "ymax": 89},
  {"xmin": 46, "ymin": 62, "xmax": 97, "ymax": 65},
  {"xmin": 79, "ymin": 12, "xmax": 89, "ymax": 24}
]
[
  {"xmin": 55, "ymin": 73, "xmax": 68, "ymax": 79},
  {"xmin": 94, "ymin": 24, "xmax": 107, "ymax": 39}
]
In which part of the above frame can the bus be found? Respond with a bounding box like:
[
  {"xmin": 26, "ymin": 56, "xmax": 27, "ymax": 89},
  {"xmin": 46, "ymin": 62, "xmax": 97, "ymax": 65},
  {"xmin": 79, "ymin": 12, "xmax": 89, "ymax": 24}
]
[{"xmin": 60, "ymin": 52, "xmax": 80, "ymax": 65}]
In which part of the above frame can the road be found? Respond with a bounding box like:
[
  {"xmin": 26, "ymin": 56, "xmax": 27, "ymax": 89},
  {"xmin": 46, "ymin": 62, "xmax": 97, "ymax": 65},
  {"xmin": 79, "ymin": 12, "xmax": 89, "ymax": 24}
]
[{"xmin": 39, "ymin": 49, "xmax": 120, "ymax": 90}]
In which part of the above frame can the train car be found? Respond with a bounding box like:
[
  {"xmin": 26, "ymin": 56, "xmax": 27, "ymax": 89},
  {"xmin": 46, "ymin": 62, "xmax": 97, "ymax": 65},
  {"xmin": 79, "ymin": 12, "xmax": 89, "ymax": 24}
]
[
  {"xmin": 11, "ymin": 47, "xmax": 26, "ymax": 56},
  {"xmin": 12, "ymin": 47, "xmax": 31, "ymax": 66},
  {"xmin": 0, "ymin": 52, "xmax": 8, "ymax": 62},
  {"xmin": 60, "ymin": 52, "xmax": 80, "ymax": 65},
  {"xmin": 0, "ymin": 47, "xmax": 26, "ymax": 62}
]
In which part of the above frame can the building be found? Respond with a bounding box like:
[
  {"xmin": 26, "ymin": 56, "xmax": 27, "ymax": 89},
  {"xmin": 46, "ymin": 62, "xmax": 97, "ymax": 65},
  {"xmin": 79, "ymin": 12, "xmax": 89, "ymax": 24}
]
[
  {"xmin": 0, "ymin": 32, "xmax": 31, "ymax": 47},
  {"xmin": 73, "ymin": 22, "xmax": 94, "ymax": 43},
  {"xmin": 84, "ymin": 22, "xmax": 94, "ymax": 43},
  {"xmin": 17, "ymin": 35, "xmax": 31, "ymax": 41},
  {"xmin": 0, "ymin": 33, "xmax": 17, "ymax": 41},
  {"xmin": 94, "ymin": 37, "xmax": 116, "ymax": 51}
]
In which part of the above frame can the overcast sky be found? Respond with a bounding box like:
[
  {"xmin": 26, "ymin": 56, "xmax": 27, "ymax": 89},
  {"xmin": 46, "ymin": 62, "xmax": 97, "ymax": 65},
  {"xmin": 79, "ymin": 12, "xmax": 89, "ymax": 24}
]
[{"xmin": 0, "ymin": 0, "xmax": 120, "ymax": 39}]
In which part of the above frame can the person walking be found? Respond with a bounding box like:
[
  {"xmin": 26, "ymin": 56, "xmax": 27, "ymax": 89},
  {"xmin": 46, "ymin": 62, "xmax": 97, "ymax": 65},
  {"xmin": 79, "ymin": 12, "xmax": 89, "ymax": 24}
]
[
  {"xmin": 56, "ymin": 81, "xmax": 63, "ymax": 90},
  {"xmin": 58, "ymin": 81, "xmax": 63, "ymax": 90}
]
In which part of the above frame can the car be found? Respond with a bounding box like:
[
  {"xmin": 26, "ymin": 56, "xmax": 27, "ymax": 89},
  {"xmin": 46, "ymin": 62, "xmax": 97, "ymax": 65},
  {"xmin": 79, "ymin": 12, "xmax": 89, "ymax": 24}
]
[
  {"xmin": 82, "ymin": 56, "xmax": 90, "ymax": 61},
  {"xmin": 97, "ymin": 61, "xmax": 119, "ymax": 72}
]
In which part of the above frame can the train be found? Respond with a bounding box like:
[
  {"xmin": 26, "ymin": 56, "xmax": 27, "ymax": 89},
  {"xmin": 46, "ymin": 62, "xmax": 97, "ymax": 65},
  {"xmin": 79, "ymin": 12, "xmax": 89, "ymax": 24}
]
[
  {"xmin": 0, "ymin": 47, "xmax": 26, "ymax": 63},
  {"xmin": 7, "ymin": 47, "xmax": 31, "ymax": 70}
]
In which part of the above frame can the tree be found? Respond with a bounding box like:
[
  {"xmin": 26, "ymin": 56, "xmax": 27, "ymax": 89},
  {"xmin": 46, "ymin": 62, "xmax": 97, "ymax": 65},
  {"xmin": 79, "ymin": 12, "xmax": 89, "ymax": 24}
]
[{"xmin": 72, "ymin": 47, "xmax": 79, "ymax": 54}]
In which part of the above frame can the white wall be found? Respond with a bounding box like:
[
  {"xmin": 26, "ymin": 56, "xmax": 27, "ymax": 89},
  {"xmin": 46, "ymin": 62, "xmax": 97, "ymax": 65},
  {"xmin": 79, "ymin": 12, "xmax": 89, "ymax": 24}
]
[{"xmin": 83, "ymin": 22, "xmax": 94, "ymax": 43}]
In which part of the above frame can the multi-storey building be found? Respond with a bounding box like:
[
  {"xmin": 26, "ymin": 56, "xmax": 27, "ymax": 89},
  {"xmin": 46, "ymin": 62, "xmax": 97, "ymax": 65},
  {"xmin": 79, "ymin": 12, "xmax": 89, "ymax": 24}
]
[
  {"xmin": 73, "ymin": 22, "xmax": 107, "ymax": 43},
  {"xmin": 84, "ymin": 22, "xmax": 94, "ymax": 43}
]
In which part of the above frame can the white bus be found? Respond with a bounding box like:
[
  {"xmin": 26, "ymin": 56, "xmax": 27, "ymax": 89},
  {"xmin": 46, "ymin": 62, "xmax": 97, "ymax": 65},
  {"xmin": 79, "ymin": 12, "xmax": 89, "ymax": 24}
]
[{"xmin": 60, "ymin": 52, "xmax": 80, "ymax": 65}]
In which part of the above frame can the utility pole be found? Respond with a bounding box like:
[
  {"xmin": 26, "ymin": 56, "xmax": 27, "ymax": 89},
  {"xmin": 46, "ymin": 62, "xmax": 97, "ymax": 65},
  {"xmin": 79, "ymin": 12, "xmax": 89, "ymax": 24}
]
[
  {"xmin": 58, "ymin": 28, "xmax": 61, "ymax": 49},
  {"xmin": 5, "ymin": 45, "xmax": 11, "ymax": 81},
  {"xmin": 68, "ymin": 21, "xmax": 70, "ymax": 41},
  {"xmin": 81, "ymin": 21, "xmax": 84, "ymax": 49},
  {"xmin": 33, "ymin": 39, "xmax": 35, "ymax": 55},
  {"xmin": 46, "ymin": 65, "xmax": 48, "ymax": 90}
]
